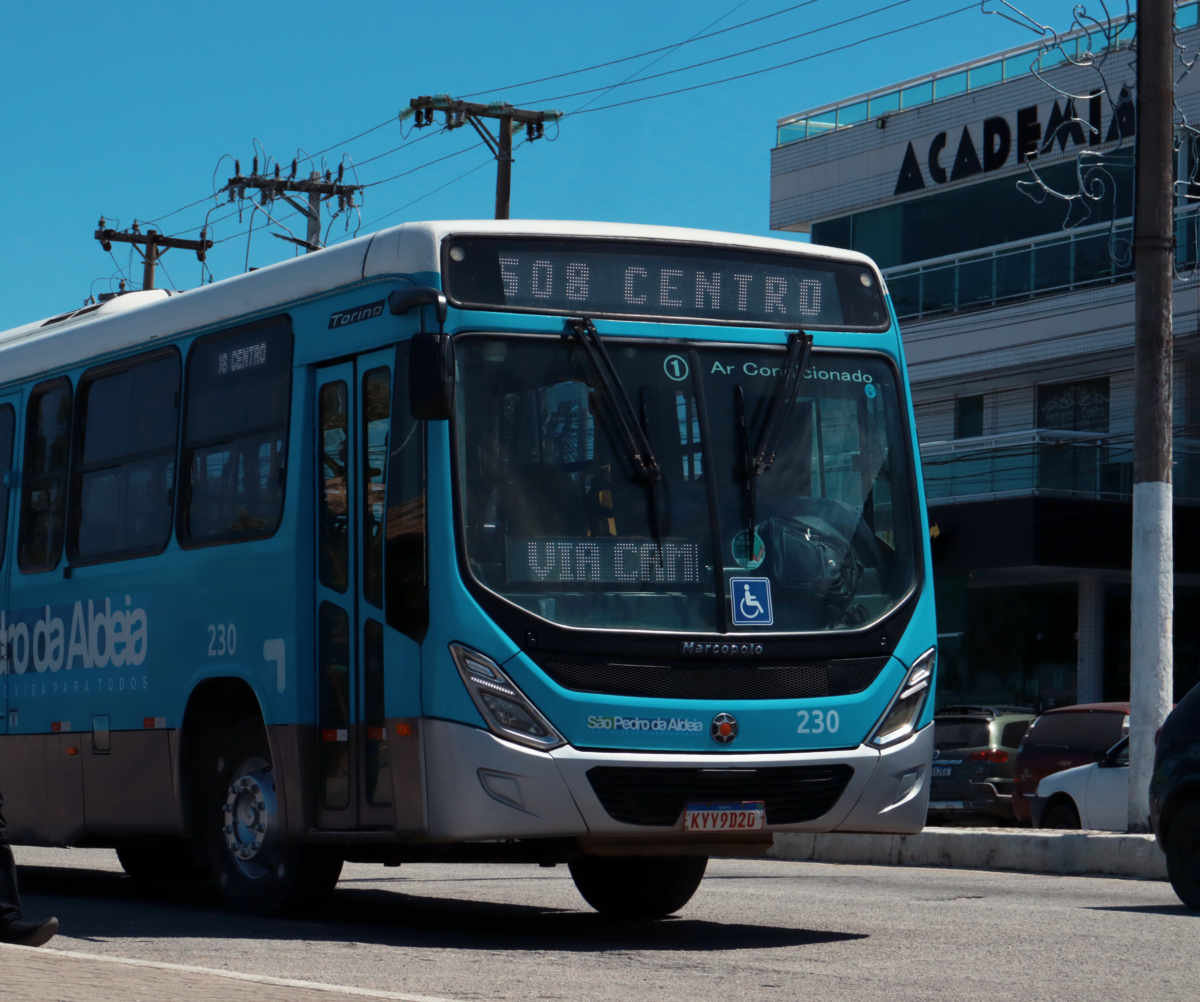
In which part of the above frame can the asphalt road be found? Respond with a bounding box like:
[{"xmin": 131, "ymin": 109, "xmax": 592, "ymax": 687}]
[{"xmin": 9, "ymin": 845, "xmax": 1199, "ymax": 1002}]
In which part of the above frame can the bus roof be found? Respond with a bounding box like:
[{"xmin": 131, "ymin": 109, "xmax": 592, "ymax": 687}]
[{"xmin": 0, "ymin": 219, "xmax": 879, "ymax": 388}]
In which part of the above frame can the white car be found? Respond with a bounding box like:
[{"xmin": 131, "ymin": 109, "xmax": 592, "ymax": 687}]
[{"xmin": 1031, "ymin": 736, "xmax": 1129, "ymax": 830}]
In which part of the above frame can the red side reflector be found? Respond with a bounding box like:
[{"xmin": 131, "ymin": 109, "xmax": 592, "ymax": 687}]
[
  {"xmin": 51, "ymin": 722, "xmax": 63, "ymax": 733},
  {"xmin": 66, "ymin": 747, "xmax": 79, "ymax": 756},
  {"xmin": 366, "ymin": 727, "xmax": 386, "ymax": 741},
  {"xmin": 321, "ymin": 729, "xmax": 348, "ymax": 742},
  {"xmin": 143, "ymin": 717, "xmax": 165, "ymax": 729},
  {"xmin": 395, "ymin": 722, "xmax": 414, "ymax": 737}
]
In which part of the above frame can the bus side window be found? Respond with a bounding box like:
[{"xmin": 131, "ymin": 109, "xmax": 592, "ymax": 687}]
[
  {"xmin": 385, "ymin": 340, "xmax": 427, "ymax": 640},
  {"xmin": 18, "ymin": 378, "xmax": 72, "ymax": 573},
  {"xmin": 69, "ymin": 348, "xmax": 181, "ymax": 564},
  {"xmin": 362, "ymin": 366, "xmax": 391, "ymax": 608},
  {"xmin": 0, "ymin": 403, "xmax": 14, "ymax": 569},
  {"xmin": 178, "ymin": 318, "xmax": 293, "ymax": 547}
]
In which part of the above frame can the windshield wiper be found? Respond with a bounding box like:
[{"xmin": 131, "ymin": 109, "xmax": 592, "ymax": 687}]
[
  {"xmin": 567, "ymin": 318, "xmax": 661, "ymax": 484},
  {"xmin": 736, "ymin": 331, "xmax": 814, "ymax": 553}
]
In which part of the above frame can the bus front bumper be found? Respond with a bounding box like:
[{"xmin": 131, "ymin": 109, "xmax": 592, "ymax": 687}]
[{"xmin": 421, "ymin": 718, "xmax": 932, "ymax": 845}]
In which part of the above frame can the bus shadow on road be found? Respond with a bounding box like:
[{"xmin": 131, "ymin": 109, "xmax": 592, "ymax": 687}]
[{"xmin": 18, "ymin": 864, "xmax": 867, "ymax": 953}]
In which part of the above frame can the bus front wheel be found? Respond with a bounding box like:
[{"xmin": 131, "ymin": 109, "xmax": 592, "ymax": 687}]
[
  {"xmin": 205, "ymin": 718, "xmax": 342, "ymax": 913},
  {"xmin": 569, "ymin": 855, "xmax": 708, "ymax": 918}
]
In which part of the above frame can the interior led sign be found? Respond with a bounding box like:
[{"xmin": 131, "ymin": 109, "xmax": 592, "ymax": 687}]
[{"xmin": 443, "ymin": 237, "xmax": 889, "ymax": 331}]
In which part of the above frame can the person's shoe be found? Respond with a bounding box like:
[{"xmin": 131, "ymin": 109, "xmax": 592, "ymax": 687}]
[{"xmin": 0, "ymin": 917, "xmax": 59, "ymax": 947}]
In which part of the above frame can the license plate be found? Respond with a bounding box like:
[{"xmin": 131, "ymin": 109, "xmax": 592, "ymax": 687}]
[
  {"xmin": 682, "ymin": 802, "xmax": 766, "ymax": 832},
  {"xmin": 932, "ymin": 766, "xmax": 953, "ymax": 777},
  {"xmin": 928, "ymin": 801, "xmax": 963, "ymax": 810}
]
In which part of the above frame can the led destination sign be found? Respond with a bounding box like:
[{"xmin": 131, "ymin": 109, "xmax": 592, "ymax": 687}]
[
  {"xmin": 444, "ymin": 237, "xmax": 888, "ymax": 330},
  {"xmin": 506, "ymin": 536, "xmax": 703, "ymax": 585}
]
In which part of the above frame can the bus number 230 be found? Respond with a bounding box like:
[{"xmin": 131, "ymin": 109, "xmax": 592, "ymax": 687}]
[
  {"xmin": 797, "ymin": 709, "xmax": 839, "ymax": 734},
  {"xmin": 207, "ymin": 623, "xmax": 238, "ymax": 657}
]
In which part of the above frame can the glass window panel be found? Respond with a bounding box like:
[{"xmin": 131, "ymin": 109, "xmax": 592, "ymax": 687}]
[
  {"xmin": 1073, "ymin": 233, "xmax": 1117, "ymax": 284},
  {"xmin": 319, "ymin": 381, "xmax": 350, "ymax": 593},
  {"xmin": 995, "ymin": 248, "xmax": 1032, "ymax": 301},
  {"xmin": 920, "ymin": 265, "xmax": 955, "ymax": 315},
  {"xmin": 935, "ymin": 72, "xmax": 967, "ymax": 98},
  {"xmin": 19, "ymin": 381, "xmax": 71, "ymax": 572},
  {"xmin": 806, "ymin": 116, "xmax": 836, "ymax": 137},
  {"xmin": 455, "ymin": 337, "xmax": 918, "ymax": 634},
  {"xmin": 838, "ymin": 101, "xmax": 868, "ymax": 126},
  {"xmin": 1034, "ymin": 240, "xmax": 1072, "ymax": 291},
  {"xmin": 318, "ymin": 601, "xmax": 351, "ymax": 811},
  {"xmin": 364, "ymin": 618, "xmax": 391, "ymax": 806},
  {"xmin": 901, "ymin": 82, "xmax": 933, "ymax": 108},
  {"xmin": 72, "ymin": 351, "xmax": 180, "ymax": 563},
  {"xmin": 386, "ymin": 341, "xmax": 428, "ymax": 641},
  {"xmin": 362, "ymin": 367, "xmax": 391, "ymax": 609},
  {"xmin": 969, "ymin": 61, "xmax": 1003, "ymax": 88},
  {"xmin": 1005, "ymin": 53, "xmax": 1035, "ymax": 79},
  {"xmin": 957, "ymin": 256, "xmax": 995, "ymax": 307},
  {"xmin": 887, "ymin": 273, "xmax": 921, "ymax": 318},
  {"xmin": 180, "ymin": 320, "xmax": 291, "ymax": 545},
  {"xmin": 777, "ymin": 120, "xmax": 808, "ymax": 145},
  {"xmin": 0, "ymin": 406, "xmax": 11, "ymax": 568},
  {"xmin": 868, "ymin": 91, "xmax": 900, "ymax": 117},
  {"xmin": 1179, "ymin": 3, "xmax": 1199, "ymax": 29}
]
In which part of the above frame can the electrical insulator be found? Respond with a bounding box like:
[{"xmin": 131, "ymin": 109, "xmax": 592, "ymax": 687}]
[
  {"xmin": 290, "ymin": 159, "xmax": 297, "ymax": 179},
  {"xmin": 526, "ymin": 122, "xmax": 535, "ymax": 141},
  {"xmin": 275, "ymin": 163, "xmax": 281, "ymax": 179},
  {"xmin": 325, "ymin": 169, "xmax": 331, "ymax": 182},
  {"xmin": 235, "ymin": 159, "xmax": 241, "ymax": 177},
  {"xmin": 337, "ymin": 163, "xmax": 344, "ymax": 182},
  {"xmin": 252, "ymin": 156, "xmax": 258, "ymax": 175}
]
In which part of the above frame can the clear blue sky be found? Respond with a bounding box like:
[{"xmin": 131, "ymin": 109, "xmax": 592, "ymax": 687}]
[{"xmin": 2, "ymin": 0, "xmax": 1073, "ymax": 329}]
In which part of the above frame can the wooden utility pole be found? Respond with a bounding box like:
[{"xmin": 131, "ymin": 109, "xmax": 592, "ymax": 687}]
[
  {"xmin": 402, "ymin": 96, "xmax": 561, "ymax": 219},
  {"xmin": 94, "ymin": 219, "xmax": 213, "ymax": 290},
  {"xmin": 1129, "ymin": 0, "xmax": 1175, "ymax": 832},
  {"xmin": 226, "ymin": 160, "xmax": 363, "ymax": 252}
]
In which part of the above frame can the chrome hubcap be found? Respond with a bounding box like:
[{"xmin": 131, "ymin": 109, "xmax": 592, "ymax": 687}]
[{"xmin": 222, "ymin": 756, "xmax": 278, "ymax": 877}]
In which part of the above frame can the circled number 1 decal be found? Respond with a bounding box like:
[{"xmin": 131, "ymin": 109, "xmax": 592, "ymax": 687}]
[
  {"xmin": 796, "ymin": 709, "xmax": 839, "ymax": 734},
  {"xmin": 207, "ymin": 623, "xmax": 238, "ymax": 657}
]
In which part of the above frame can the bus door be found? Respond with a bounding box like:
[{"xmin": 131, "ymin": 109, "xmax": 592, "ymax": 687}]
[
  {"xmin": 314, "ymin": 350, "xmax": 395, "ymax": 830},
  {"xmin": 0, "ymin": 393, "xmax": 15, "ymax": 733}
]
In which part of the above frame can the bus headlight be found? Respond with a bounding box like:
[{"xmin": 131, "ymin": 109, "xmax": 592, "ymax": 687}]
[
  {"xmin": 867, "ymin": 647, "xmax": 935, "ymax": 749},
  {"xmin": 449, "ymin": 644, "xmax": 565, "ymax": 751}
]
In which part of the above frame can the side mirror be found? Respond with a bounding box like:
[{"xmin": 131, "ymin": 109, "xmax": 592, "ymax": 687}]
[{"xmin": 409, "ymin": 332, "xmax": 454, "ymax": 420}]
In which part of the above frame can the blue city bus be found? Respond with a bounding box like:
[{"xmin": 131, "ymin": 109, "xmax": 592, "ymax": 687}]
[{"xmin": 0, "ymin": 221, "xmax": 935, "ymax": 917}]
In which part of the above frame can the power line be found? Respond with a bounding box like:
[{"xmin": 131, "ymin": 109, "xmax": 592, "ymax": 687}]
[
  {"xmin": 362, "ymin": 141, "xmax": 487, "ymax": 188},
  {"xmin": 571, "ymin": 0, "xmax": 753, "ymax": 115},
  {"xmin": 533, "ymin": 0, "xmax": 919, "ymax": 106},
  {"xmin": 460, "ymin": 0, "xmax": 827, "ymax": 97},
  {"xmin": 348, "ymin": 157, "xmax": 498, "ymax": 234},
  {"xmin": 572, "ymin": 3, "xmax": 977, "ymax": 115}
]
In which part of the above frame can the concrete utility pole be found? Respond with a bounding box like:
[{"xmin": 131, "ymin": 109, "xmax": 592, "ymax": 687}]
[
  {"xmin": 1129, "ymin": 0, "xmax": 1176, "ymax": 832},
  {"xmin": 225, "ymin": 160, "xmax": 363, "ymax": 252},
  {"xmin": 94, "ymin": 219, "xmax": 213, "ymax": 290},
  {"xmin": 401, "ymin": 96, "xmax": 562, "ymax": 219}
]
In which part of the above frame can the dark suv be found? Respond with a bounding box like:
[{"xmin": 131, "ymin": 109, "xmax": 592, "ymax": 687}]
[
  {"xmin": 928, "ymin": 706, "xmax": 1035, "ymax": 822},
  {"xmin": 1151, "ymin": 681, "xmax": 1200, "ymax": 910}
]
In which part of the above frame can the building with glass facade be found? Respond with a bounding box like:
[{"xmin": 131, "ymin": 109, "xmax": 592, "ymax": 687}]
[{"xmin": 771, "ymin": 12, "xmax": 1200, "ymax": 711}]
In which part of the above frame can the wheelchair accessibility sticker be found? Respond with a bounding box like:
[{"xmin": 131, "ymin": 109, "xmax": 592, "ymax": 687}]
[{"xmin": 730, "ymin": 577, "xmax": 773, "ymax": 626}]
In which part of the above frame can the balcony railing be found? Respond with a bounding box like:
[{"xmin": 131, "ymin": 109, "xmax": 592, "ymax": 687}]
[{"xmin": 920, "ymin": 429, "xmax": 1200, "ymax": 505}]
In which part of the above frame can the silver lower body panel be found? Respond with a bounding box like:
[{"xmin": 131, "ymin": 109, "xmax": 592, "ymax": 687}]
[{"xmin": 421, "ymin": 718, "xmax": 933, "ymax": 845}]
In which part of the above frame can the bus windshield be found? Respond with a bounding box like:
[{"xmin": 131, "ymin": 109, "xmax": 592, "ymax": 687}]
[{"xmin": 454, "ymin": 334, "xmax": 917, "ymax": 635}]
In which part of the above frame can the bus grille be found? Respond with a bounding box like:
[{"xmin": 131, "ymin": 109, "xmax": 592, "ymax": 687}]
[
  {"xmin": 534, "ymin": 657, "xmax": 888, "ymax": 701},
  {"xmin": 585, "ymin": 764, "xmax": 855, "ymax": 827}
]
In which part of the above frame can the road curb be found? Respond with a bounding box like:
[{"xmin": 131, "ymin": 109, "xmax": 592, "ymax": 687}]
[{"xmin": 766, "ymin": 827, "xmax": 1169, "ymax": 879}]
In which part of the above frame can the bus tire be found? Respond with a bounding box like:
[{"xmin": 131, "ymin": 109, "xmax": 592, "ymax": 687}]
[
  {"xmin": 1166, "ymin": 801, "xmax": 1200, "ymax": 911},
  {"xmin": 205, "ymin": 717, "xmax": 343, "ymax": 913},
  {"xmin": 116, "ymin": 837, "xmax": 207, "ymax": 882},
  {"xmin": 568, "ymin": 855, "xmax": 708, "ymax": 918}
]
